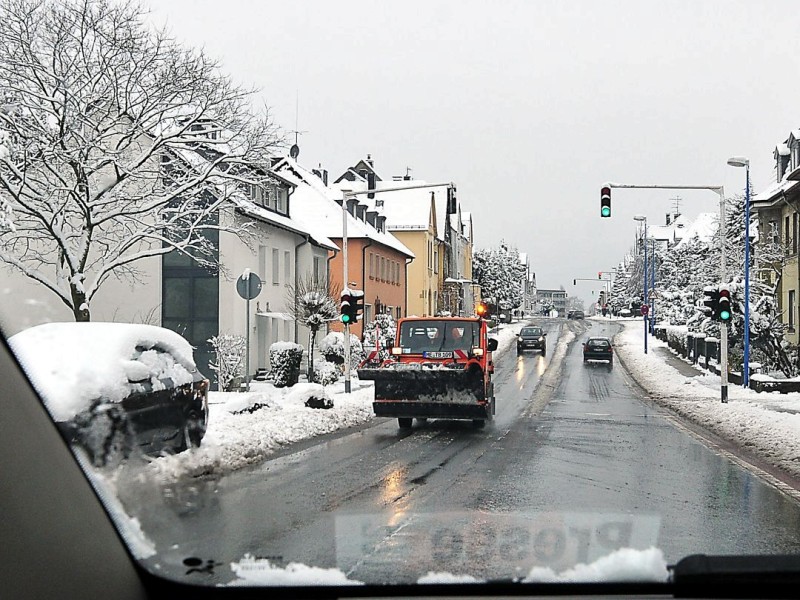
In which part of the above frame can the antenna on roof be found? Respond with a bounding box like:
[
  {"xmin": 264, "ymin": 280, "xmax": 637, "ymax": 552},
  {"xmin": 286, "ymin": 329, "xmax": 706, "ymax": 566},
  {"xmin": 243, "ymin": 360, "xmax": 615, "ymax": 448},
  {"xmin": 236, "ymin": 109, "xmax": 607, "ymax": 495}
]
[
  {"xmin": 671, "ymin": 196, "xmax": 682, "ymax": 218},
  {"xmin": 288, "ymin": 90, "xmax": 307, "ymax": 160}
]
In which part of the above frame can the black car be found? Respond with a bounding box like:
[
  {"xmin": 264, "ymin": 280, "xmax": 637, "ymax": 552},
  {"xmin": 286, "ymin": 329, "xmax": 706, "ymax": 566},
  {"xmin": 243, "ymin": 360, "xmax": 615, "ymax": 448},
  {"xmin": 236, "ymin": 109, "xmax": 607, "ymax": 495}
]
[
  {"xmin": 572, "ymin": 310, "xmax": 585, "ymax": 320},
  {"xmin": 517, "ymin": 326, "xmax": 547, "ymax": 355},
  {"xmin": 583, "ymin": 336, "xmax": 613, "ymax": 365},
  {"xmin": 9, "ymin": 322, "xmax": 209, "ymax": 466}
]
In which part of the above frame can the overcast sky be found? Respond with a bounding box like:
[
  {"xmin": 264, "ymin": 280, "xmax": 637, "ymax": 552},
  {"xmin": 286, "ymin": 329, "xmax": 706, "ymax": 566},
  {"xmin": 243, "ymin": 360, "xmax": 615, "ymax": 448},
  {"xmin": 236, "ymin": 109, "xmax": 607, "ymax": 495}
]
[{"xmin": 147, "ymin": 0, "xmax": 800, "ymax": 305}]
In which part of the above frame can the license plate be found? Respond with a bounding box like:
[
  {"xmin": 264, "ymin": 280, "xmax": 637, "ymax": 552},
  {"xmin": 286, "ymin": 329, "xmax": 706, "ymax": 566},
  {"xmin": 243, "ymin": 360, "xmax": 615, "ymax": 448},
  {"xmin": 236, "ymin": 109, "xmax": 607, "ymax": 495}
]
[{"xmin": 423, "ymin": 351, "xmax": 453, "ymax": 359}]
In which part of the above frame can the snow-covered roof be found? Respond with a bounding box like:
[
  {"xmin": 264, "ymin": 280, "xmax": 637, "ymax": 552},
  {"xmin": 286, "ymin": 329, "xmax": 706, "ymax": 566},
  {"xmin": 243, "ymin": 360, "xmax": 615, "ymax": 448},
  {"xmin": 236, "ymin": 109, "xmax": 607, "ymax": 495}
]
[
  {"xmin": 334, "ymin": 178, "xmax": 451, "ymax": 242},
  {"xmin": 272, "ymin": 158, "xmax": 414, "ymax": 259},
  {"xmin": 776, "ymin": 143, "xmax": 791, "ymax": 157},
  {"xmin": 674, "ymin": 212, "xmax": 718, "ymax": 250},
  {"xmin": 648, "ymin": 214, "xmax": 690, "ymax": 245},
  {"xmin": 753, "ymin": 177, "xmax": 800, "ymax": 205}
]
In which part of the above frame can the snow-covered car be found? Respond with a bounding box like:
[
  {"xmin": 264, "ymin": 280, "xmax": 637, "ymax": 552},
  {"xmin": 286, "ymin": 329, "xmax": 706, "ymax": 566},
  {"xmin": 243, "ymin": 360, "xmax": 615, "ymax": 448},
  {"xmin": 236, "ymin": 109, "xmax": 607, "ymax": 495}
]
[
  {"xmin": 9, "ymin": 322, "xmax": 209, "ymax": 466},
  {"xmin": 619, "ymin": 308, "xmax": 633, "ymax": 317}
]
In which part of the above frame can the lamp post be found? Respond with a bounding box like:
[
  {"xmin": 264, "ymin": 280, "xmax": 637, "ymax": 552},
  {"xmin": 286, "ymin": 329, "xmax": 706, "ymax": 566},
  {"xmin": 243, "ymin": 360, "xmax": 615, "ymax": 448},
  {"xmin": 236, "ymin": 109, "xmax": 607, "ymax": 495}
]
[
  {"xmin": 727, "ymin": 156, "xmax": 751, "ymax": 388},
  {"xmin": 634, "ymin": 215, "xmax": 648, "ymax": 354}
]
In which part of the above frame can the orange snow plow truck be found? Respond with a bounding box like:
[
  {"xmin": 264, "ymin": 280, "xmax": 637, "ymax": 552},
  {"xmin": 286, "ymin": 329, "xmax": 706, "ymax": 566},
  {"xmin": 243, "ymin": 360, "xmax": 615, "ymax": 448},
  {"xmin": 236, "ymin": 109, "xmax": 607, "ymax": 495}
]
[{"xmin": 357, "ymin": 316, "xmax": 498, "ymax": 429}]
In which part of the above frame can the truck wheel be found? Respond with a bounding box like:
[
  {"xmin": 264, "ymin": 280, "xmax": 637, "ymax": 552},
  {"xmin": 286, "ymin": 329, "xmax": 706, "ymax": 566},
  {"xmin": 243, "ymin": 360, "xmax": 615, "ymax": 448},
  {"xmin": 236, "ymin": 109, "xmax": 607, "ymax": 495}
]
[
  {"xmin": 472, "ymin": 419, "xmax": 485, "ymax": 429},
  {"xmin": 398, "ymin": 418, "xmax": 413, "ymax": 429}
]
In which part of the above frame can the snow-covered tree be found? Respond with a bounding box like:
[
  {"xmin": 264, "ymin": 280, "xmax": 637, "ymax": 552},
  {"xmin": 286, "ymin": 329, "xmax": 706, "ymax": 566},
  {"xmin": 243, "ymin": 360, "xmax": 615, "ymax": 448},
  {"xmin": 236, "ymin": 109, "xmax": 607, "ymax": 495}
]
[
  {"xmin": 0, "ymin": 0, "xmax": 280, "ymax": 320},
  {"xmin": 208, "ymin": 333, "xmax": 246, "ymax": 391},
  {"xmin": 472, "ymin": 241, "xmax": 527, "ymax": 311},
  {"xmin": 284, "ymin": 275, "xmax": 339, "ymax": 381}
]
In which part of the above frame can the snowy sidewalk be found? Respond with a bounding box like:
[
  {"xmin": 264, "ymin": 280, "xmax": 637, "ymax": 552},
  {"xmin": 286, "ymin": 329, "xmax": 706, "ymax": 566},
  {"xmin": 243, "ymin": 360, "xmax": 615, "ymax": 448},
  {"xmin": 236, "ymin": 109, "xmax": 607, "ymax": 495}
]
[{"xmin": 612, "ymin": 320, "xmax": 800, "ymax": 483}]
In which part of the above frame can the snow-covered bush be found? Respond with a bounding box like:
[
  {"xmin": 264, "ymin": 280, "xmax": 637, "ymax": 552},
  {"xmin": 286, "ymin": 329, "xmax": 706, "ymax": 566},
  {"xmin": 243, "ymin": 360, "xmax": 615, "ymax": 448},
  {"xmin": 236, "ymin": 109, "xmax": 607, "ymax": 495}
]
[
  {"xmin": 313, "ymin": 360, "xmax": 339, "ymax": 386},
  {"xmin": 269, "ymin": 342, "xmax": 303, "ymax": 388},
  {"xmin": 208, "ymin": 333, "xmax": 246, "ymax": 391},
  {"xmin": 319, "ymin": 332, "xmax": 364, "ymax": 371},
  {"xmin": 363, "ymin": 312, "xmax": 396, "ymax": 348},
  {"xmin": 285, "ymin": 383, "xmax": 334, "ymax": 409}
]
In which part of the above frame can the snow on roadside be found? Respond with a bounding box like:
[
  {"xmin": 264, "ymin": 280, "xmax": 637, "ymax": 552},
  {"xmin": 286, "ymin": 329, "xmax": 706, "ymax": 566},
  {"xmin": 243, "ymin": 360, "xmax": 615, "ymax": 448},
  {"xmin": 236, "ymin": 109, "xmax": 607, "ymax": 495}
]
[
  {"xmin": 146, "ymin": 380, "xmax": 374, "ymax": 481},
  {"xmin": 614, "ymin": 321, "xmax": 800, "ymax": 480}
]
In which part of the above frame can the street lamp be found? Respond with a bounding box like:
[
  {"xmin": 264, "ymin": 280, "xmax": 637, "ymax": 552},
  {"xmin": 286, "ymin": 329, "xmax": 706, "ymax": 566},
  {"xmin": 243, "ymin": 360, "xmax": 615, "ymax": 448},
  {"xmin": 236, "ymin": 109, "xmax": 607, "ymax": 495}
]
[
  {"xmin": 634, "ymin": 215, "xmax": 649, "ymax": 354},
  {"xmin": 727, "ymin": 156, "xmax": 751, "ymax": 388}
]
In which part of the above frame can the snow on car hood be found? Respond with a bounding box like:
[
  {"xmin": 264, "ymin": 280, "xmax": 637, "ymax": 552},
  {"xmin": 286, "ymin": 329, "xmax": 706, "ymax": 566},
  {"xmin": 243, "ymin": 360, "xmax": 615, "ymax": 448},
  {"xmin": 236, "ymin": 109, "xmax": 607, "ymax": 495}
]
[{"xmin": 9, "ymin": 322, "xmax": 198, "ymax": 421}]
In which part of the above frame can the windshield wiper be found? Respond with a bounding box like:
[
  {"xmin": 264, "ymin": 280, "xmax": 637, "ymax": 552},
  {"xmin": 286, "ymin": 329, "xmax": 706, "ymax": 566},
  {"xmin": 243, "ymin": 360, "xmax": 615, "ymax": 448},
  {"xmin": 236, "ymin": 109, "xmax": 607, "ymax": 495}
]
[{"xmin": 672, "ymin": 554, "xmax": 800, "ymax": 598}]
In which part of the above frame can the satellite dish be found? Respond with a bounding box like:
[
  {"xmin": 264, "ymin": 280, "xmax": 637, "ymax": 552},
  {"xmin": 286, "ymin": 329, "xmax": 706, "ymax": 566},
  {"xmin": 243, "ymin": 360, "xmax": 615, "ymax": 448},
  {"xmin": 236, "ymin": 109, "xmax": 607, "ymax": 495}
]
[{"xmin": 290, "ymin": 144, "xmax": 300, "ymax": 159}]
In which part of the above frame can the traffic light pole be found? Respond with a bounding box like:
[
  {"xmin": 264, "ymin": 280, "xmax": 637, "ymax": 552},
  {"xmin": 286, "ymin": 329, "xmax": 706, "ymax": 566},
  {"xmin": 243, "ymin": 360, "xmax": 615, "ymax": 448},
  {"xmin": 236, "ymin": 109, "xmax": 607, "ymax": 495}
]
[
  {"xmin": 342, "ymin": 192, "xmax": 351, "ymax": 393},
  {"xmin": 604, "ymin": 182, "xmax": 728, "ymax": 403}
]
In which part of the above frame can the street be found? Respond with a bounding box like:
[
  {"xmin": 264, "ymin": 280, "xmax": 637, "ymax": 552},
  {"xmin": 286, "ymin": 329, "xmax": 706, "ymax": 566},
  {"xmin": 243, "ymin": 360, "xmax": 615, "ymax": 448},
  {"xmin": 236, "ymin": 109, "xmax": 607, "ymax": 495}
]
[{"xmin": 122, "ymin": 319, "xmax": 800, "ymax": 585}]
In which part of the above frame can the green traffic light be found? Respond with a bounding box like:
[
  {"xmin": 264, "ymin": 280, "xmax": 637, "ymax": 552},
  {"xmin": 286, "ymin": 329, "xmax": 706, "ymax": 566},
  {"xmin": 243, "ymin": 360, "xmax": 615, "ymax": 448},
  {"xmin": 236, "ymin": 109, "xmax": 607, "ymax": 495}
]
[
  {"xmin": 720, "ymin": 311, "xmax": 731, "ymax": 321},
  {"xmin": 341, "ymin": 314, "xmax": 351, "ymax": 324},
  {"xmin": 601, "ymin": 206, "xmax": 611, "ymax": 217}
]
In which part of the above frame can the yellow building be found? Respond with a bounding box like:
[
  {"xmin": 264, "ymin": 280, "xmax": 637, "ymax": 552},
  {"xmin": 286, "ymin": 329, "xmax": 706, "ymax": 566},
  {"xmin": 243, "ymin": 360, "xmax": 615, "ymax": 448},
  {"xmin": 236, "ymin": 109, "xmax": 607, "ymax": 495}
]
[{"xmin": 752, "ymin": 132, "xmax": 800, "ymax": 345}]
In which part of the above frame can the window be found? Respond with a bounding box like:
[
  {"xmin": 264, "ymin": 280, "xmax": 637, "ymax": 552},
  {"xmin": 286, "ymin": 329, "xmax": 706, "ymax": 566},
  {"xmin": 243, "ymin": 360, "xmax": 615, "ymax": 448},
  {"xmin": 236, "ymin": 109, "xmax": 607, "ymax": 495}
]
[
  {"xmin": 790, "ymin": 290, "xmax": 796, "ymax": 332},
  {"xmin": 786, "ymin": 215, "xmax": 791, "ymax": 250},
  {"xmin": 369, "ymin": 253, "xmax": 374, "ymax": 279},
  {"xmin": 276, "ymin": 188, "xmax": 287, "ymax": 215},
  {"xmin": 794, "ymin": 213, "xmax": 798, "ymax": 255},
  {"xmin": 380, "ymin": 257, "xmax": 385, "ymax": 281},
  {"xmin": 272, "ymin": 248, "xmax": 279, "ymax": 285},
  {"xmin": 284, "ymin": 250, "xmax": 291, "ymax": 284},
  {"xmin": 313, "ymin": 256, "xmax": 324, "ymax": 285}
]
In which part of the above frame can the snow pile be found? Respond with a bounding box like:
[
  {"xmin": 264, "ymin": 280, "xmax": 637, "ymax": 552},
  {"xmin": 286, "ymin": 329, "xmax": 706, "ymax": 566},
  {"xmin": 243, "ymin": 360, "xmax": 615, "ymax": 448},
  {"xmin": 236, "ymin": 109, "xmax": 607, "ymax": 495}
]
[
  {"xmin": 145, "ymin": 380, "xmax": 374, "ymax": 481},
  {"xmin": 614, "ymin": 322, "xmax": 800, "ymax": 479},
  {"xmin": 228, "ymin": 554, "xmax": 363, "ymax": 586},
  {"xmin": 418, "ymin": 572, "xmax": 482, "ymax": 583},
  {"xmin": 523, "ymin": 547, "xmax": 668, "ymax": 583}
]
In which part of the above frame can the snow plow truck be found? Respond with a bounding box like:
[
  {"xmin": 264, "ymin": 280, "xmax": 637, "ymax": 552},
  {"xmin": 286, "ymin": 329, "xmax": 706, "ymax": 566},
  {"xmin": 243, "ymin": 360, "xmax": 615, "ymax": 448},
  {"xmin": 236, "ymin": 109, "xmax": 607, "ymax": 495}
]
[{"xmin": 357, "ymin": 316, "xmax": 498, "ymax": 429}]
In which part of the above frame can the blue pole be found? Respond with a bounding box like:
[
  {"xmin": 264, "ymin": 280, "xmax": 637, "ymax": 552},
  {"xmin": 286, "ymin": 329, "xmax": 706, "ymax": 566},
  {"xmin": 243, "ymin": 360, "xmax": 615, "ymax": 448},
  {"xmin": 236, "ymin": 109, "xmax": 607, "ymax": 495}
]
[
  {"xmin": 650, "ymin": 239, "xmax": 656, "ymax": 334},
  {"xmin": 644, "ymin": 220, "xmax": 648, "ymax": 354},
  {"xmin": 743, "ymin": 165, "xmax": 751, "ymax": 387}
]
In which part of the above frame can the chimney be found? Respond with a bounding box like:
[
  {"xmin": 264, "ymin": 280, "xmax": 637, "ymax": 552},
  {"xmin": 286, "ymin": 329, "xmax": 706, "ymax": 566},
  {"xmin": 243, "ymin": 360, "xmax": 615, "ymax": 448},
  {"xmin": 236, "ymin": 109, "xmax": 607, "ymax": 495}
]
[
  {"xmin": 322, "ymin": 169, "xmax": 328, "ymax": 186},
  {"xmin": 666, "ymin": 213, "xmax": 671, "ymax": 226},
  {"xmin": 367, "ymin": 172, "xmax": 376, "ymax": 196},
  {"xmin": 366, "ymin": 154, "xmax": 374, "ymax": 168}
]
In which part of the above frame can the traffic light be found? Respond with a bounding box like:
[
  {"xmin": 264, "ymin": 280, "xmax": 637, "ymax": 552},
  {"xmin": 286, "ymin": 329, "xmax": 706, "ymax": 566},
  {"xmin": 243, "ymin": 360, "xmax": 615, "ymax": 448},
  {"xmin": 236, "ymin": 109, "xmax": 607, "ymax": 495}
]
[
  {"xmin": 351, "ymin": 289, "xmax": 365, "ymax": 321},
  {"xmin": 717, "ymin": 286, "xmax": 732, "ymax": 323},
  {"xmin": 340, "ymin": 290, "xmax": 355, "ymax": 324},
  {"xmin": 341, "ymin": 289, "xmax": 364, "ymax": 324},
  {"xmin": 598, "ymin": 271, "xmax": 602, "ymax": 280},
  {"xmin": 601, "ymin": 186, "xmax": 611, "ymax": 218},
  {"xmin": 476, "ymin": 301, "xmax": 490, "ymax": 318},
  {"xmin": 702, "ymin": 285, "xmax": 719, "ymax": 319}
]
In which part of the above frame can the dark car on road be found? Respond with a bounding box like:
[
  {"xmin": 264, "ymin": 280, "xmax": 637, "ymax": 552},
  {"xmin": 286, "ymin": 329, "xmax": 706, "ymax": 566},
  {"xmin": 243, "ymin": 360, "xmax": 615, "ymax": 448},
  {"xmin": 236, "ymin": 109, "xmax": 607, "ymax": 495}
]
[
  {"xmin": 517, "ymin": 326, "xmax": 547, "ymax": 355},
  {"xmin": 583, "ymin": 336, "xmax": 613, "ymax": 365},
  {"xmin": 572, "ymin": 310, "xmax": 585, "ymax": 320},
  {"xmin": 9, "ymin": 322, "xmax": 209, "ymax": 466}
]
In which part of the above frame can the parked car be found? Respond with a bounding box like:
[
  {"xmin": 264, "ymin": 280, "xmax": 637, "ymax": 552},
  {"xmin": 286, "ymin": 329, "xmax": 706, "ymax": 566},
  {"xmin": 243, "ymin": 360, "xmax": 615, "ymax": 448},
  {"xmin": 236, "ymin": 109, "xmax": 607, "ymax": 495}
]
[
  {"xmin": 517, "ymin": 326, "xmax": 547, "ymax": 355},
  {"xmin": 583, "ymin": 336, "xmax": 613, "ymax": 365},
  {"xmin": 619, "ymin": 308, "xmax": 633, "ymax": 317},
  {"xmin": 9, "ymin": 322, "xmax": 209, "ymax": 466},
  {"xmin": 567, "ymin": 310, "xmax": 576, "ymax": 319}
]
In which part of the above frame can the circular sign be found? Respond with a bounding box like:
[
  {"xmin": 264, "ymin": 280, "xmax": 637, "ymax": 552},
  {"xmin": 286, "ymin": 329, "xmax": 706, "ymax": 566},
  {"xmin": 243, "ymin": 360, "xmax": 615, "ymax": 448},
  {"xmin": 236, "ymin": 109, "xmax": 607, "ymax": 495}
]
[
  {"xmin": 641, "ymin": 305, "xmax": 649, "ymax": 316},
  {"xmin": 237, "ymin": 272, "xmax": 262, "ymax": 300}
]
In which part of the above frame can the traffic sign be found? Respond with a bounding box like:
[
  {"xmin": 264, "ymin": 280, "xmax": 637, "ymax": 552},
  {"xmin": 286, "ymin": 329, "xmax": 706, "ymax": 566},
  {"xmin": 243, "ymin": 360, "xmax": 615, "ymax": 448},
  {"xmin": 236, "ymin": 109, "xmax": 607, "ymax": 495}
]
[
  {"xmin": 641, "ymin": 305, "xmax": 649, "ymax": 316},
  {"xmin": 236, "ymin": 271, "xmax": 262, "ymax": 300}
]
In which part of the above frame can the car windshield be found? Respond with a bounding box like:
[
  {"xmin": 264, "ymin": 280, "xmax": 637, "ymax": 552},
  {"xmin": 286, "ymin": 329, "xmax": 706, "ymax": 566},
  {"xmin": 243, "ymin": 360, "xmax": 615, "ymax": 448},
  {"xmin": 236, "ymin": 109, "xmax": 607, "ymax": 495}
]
[
  {"xmin": 399, "ymin": 320, "xmax": 478, "ymax": 353},
  {"xmin": 6, "ymin": 0, "xmax": 800, "ymax": 596}
]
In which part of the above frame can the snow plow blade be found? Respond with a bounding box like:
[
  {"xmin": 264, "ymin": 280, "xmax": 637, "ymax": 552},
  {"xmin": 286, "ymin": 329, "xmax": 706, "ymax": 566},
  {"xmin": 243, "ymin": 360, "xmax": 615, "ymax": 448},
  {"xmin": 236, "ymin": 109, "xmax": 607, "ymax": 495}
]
[{"xmin": 358, "ymin": 367, "xmax": 486, "ymax": 402}]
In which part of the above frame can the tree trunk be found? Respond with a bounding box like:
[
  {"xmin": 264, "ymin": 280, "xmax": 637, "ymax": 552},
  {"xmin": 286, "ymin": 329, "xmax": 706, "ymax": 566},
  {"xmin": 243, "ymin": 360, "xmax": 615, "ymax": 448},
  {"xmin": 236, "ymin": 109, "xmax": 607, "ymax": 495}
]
[
  {"xmin": 307, "ymin": 329, "xmax": 316, "ymax": 382},
  {"xmin": 70, "ymin": 284, "xmax": 90, "ymax": 322}
]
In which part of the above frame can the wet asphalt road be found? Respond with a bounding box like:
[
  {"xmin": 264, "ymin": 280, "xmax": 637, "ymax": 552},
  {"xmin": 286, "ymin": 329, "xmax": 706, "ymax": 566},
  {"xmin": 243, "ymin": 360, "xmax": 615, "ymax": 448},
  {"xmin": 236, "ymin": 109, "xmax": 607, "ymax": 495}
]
[{"xmin": 132, "ymin": 318, "xmax": 800, "ymax": 585}]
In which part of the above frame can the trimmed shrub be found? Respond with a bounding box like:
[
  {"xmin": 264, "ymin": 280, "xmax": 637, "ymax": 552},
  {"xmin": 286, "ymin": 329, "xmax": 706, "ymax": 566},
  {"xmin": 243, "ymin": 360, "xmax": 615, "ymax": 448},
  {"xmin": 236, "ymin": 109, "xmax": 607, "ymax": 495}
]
[
  {"xmin": 269, "ymin": 342, "xmax": 303, "ymax": 388},
  {"xmin": 313, "ymin": 360, "xmax": 340, "ymax": 386}
]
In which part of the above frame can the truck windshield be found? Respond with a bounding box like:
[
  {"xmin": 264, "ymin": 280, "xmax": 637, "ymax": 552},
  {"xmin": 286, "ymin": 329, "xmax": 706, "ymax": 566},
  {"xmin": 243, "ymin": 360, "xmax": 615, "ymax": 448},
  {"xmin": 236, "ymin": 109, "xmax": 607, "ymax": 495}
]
[{"xmin": 398, "ymin": 320, "xmax": 479, "ymax": 354}]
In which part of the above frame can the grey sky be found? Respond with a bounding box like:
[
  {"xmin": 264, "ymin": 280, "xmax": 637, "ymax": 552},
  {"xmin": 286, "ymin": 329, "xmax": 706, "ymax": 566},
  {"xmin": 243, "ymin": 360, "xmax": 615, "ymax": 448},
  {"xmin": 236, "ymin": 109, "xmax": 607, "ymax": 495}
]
[{"xmin": 148, "ymin": 0, "xmax": 800, "ymax": 304}]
